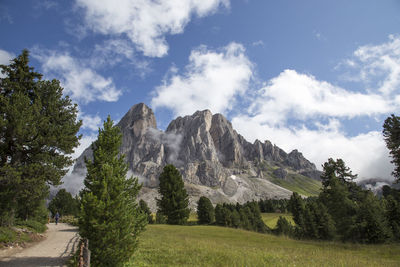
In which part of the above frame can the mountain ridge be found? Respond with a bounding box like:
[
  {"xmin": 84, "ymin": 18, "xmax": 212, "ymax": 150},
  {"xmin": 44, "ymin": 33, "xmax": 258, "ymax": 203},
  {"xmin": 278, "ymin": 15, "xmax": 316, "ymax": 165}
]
[{"xmin": 72, "ymin": 103, "xmax": 321, "ymax": 209}]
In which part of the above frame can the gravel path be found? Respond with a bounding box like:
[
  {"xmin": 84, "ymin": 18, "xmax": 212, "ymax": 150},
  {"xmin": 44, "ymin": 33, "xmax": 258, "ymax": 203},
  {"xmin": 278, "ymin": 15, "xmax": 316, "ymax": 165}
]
[{"xmin": 0, "ymin": 223, "xmax": 79, "ymax": 267}]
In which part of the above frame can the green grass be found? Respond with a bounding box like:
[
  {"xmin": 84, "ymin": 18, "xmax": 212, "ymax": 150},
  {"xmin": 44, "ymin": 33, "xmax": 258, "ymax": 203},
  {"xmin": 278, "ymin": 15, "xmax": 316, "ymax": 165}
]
[
  {"xmin": 0, "ymin": 226, "xmax": 32, "ymax": 247},
  {"xmin": 131, "ymin": 224, "xmax": 400, "ymax": 267},
  {"xmin": 16, "ymin": 219, "xmax": 47, "ymax": 233},
  {"xmin": 261, "ymin": 213, "xmax": 294, "ymax": 228},
  {"xmin": 268, "ymin": 173, "xmax": 322, "ymax": 196}
]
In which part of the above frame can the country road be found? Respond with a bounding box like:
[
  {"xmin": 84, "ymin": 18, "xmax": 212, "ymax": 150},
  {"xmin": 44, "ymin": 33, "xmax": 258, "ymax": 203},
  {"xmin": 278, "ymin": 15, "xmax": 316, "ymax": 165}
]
[{"xmin": 0, "ymin": 223, "xmax": 79, "ymax": 267}]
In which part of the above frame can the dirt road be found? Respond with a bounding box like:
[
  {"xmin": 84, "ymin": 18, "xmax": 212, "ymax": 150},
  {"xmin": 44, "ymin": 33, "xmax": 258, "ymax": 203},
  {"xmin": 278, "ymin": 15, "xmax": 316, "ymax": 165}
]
[{"xmin": 0, "ymin": 223, "xmax": 79, "ymax": 267}]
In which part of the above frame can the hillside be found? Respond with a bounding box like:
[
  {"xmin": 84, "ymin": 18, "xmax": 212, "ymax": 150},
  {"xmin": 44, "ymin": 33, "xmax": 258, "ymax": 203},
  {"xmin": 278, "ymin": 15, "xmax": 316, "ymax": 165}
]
[
  {"xmin": 71, "ymin": 103, "xmax": 322, "ymax": 208},
  {"xmin": 132, "ymin": 225, "xmax": 400, "ymax": 266}
]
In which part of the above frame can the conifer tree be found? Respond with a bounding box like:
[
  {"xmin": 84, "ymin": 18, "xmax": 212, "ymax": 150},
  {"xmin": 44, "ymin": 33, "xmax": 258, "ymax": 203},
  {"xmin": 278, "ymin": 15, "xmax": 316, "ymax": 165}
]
[
  {"xmin": 0, "ymin": 50, "xmax": 81, "ymax": 225},
  {"xmin": 139, "ymin": 199, "xmax": 154, "ymax": 224},
  {"xmin": 275, "ymin": 216, "xmax": 293, "ymax": 236},
  {"xmin": 197, "ymin": 196, "xmax": 215, "ymax": 224},
  {"xmin": 383, "ymin": 114, "xmax": 400, "ymax": 183},
  {"xmin": 156, "ymin": 164, "xmax": 190, "ymax": 225},
  {"xmin": 48, "ymin": 189, "xmax": 79, "ymax": 217},
  {"xmin": 79, "ymin": 116, "xmax": 146, "ymax": 267},
  {"xmin": 352, "ymin": 192, "xmax": 392, "ymax": 243}
]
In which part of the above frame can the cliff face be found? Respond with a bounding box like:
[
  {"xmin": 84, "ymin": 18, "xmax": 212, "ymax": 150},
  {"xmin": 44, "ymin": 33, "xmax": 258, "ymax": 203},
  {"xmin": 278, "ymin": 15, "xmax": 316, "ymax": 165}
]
[{"xmin": 72, "ymin": 103, "xmax": 321, "ymax": 209}]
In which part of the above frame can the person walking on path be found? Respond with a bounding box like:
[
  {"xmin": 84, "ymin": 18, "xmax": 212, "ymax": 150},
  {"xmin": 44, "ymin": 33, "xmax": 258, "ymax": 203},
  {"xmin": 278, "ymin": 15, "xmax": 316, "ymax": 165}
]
[{"xmin": 55, "ymin": 212, "xmax": 60, "ymax": 225}]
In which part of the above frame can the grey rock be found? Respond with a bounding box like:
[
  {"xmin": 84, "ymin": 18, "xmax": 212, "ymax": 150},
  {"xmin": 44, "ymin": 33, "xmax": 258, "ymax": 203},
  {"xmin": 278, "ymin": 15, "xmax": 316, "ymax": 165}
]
[
  {"xmin": 70, "ymin": 103, "xmax": 320, "ymax": 207},
  {"xmin": 273, "ymin": 168, "xmax": 288, "ymax": 179}
]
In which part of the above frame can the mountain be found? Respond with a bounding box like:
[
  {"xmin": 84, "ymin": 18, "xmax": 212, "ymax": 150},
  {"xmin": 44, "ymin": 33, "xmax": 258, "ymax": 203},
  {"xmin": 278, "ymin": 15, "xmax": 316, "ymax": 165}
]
[{"xmin": 71, "ymin": 103, "xmax": 321, "ymax": 210}]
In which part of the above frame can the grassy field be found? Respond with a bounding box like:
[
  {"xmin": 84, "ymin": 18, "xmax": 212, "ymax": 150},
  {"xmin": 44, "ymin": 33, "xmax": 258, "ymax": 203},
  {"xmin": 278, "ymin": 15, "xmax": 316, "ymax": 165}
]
[
  {"xmin": 267, "ymin": 173, "xmax": 322, "ymax": 196},
  {"xmin": 131, "ymin": 224, "xmax": 400, "ymax": 267},
  {"xmin": 261, "ymin": 213, "xmax": 294, "ymax": 228}
]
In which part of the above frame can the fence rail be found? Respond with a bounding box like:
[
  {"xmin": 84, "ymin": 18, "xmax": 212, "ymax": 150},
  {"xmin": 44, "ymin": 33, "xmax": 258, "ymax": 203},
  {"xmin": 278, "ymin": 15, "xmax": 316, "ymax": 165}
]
[{"xmin": 78, "ymin": 238, "xmax": 90, "ymax": 267}]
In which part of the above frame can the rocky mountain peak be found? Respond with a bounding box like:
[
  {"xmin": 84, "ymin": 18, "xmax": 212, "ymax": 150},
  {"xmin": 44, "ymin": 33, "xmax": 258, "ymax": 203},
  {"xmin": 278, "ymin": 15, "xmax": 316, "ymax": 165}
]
[
  {"xmin": 71, "ymin": 103, "xmax": 321, "ymax": 209},
  {"xmin": 118, "ymin": 103, "xmax": 157, "ymax": 137}
]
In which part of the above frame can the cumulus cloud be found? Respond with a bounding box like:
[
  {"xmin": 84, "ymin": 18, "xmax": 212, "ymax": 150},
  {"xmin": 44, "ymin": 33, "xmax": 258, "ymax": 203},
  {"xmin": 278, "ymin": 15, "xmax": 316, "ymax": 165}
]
[
  {"xmin": 250, "ymin": 69, "xmax": 393, "ymax": 126},
  {"xmin": 151, "ymin": 42, "xmax": 253, "ymax": 116},
  {"xmin": 75, "ymin": 0, "xmax": 230, "ymax": 57},
  {"xmin": 91, "ymin": 38, "xmax": 152, "ymax": 77},
  {"xmin": 79, "ymin": 113, "xmax": 102, "ymax": 131},
  {"xmin": 232, "ymin": 116, "xmax": 393, "ymax": 180},
  {"xmin": 345, "ymin": 34, "xmax": 400, "ymax": 96},
  {"xmin": 231, "ymin": 67, "xmax": 396, "ymax": 180},
  {"xmin": 32, "ymin": 49, "xmax": 121, "ymax": 104},
  {"xmin": 0, "ymin": 49, "xmax": 14, "ymax": 65},
  {"xmin": 0, "ymin": 49, "xmax": 14, "ymax": 78}
]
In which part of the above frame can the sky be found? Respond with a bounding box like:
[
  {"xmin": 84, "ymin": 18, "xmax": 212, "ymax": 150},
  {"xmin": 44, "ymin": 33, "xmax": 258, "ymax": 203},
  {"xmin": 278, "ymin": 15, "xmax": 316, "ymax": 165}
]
[{"xmin": 1, "ymin": 0, "xmax": 400, "ymax": 182}]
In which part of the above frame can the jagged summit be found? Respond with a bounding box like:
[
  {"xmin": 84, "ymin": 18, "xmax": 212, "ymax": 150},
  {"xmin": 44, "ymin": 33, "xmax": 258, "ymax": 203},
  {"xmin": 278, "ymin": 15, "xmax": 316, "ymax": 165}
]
[{"xmin": 72, "ymin": 103, "xmax": 321, "ymax": 209}]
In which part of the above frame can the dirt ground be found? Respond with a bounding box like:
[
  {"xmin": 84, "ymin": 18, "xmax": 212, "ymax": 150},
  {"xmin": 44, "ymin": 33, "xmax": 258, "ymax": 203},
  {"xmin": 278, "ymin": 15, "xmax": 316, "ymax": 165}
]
[{"xmin": 0, "ymin": 223, "xmax": 79, "ymax": 267}]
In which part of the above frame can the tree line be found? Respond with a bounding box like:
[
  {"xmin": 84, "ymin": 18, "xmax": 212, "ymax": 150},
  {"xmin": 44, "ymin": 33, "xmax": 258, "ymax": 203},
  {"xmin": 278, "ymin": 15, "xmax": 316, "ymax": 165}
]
[{"xmin": 278, "ymin": 158, "xmax": 400, "ymax": 243}]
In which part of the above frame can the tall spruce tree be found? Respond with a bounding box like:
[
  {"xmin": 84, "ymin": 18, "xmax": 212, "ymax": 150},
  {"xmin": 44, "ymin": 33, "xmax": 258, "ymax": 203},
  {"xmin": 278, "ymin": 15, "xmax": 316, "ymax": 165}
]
[
  {"xmin": 197, "ymin": 196, "xmax": 215, "ymax": 225},
  {"xmin": 139, "ymin": 199, "xmax": 154, "ymax": 224},
  {"xmin": 383, "ymin": 114, "xmax": 400, "ymax": 183},
  {"xmin": 157, "ymin": 164, "xmax": 190, "ymax": 225},
  {"xmin": 48, "ymin": 189, "xmax": 79, "ymax": 217},
  {"xmin": 0, "ymin": 50, "xmax": 81, "ymax": 225},
  {"xmin": 79, "ymin": 116, "xmax": 146, "ymax": 267}
]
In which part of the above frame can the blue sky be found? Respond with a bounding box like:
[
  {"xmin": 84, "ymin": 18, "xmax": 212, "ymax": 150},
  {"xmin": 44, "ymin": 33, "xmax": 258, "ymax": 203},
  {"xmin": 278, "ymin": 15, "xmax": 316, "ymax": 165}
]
[{"xmin": 1, "ymin": 0, "xmax": 400, "ymax": 181}]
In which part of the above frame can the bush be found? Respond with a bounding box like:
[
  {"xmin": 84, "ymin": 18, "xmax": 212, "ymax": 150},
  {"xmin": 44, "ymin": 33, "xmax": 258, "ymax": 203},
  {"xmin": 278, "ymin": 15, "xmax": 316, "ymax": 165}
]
[
  {"xmin": 139, "ymin": 200, "xmax": 154, "ymax": 224},
  {"xmin": 0, "ymin": 227, "xmax": 16, "ymax": 243},
  {"xmin": 156, "ymin": 212, "xmax": 166, "ymax": 224},
  {"xmin": 16, "ymin": 219, "xmax": 47, "ymax": 233}
]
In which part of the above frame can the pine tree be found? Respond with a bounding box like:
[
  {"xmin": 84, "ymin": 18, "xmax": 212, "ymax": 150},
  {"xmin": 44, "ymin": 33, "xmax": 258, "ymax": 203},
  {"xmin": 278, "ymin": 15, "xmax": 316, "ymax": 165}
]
[
  {"xmin": 0, "ymin": 50, "xmax": 81, "ymax": 225},
  {"xmin": 320, "ymin": 158, "xmax": 357, "ymax": 187},
  {"xmin": 385, "ymin": 195, "xmax": 400, "ymax": 240},
  {"xmin": 275, "ymin": 216, "xmax": 293, "ymax": 236},
  {"xmin": 156, "ymin": 164, "xmax": 190, "ymax": 225},
  {"xmin": 48, "ymin": 189, "xmax": 79, "ymax": 217},
  {"xmin": 288, "ymin": 192, "xmax": 306, "ymax": 237},
  {"xmin": 197, "ymin": 196, "xmax": 215, "ymax": 224},
  {"xmin": 215, "ymin": 204, "xmax": 228, "ymax": 226},
  {"xmin": 139, "ymin": 199, "xmax": 154, "ymax": 224},
  {"xmin": 79, "ymin": 116, "xmax": 146, "ymax": 267},
  {"xmin": 352, "ymin": 192, "xmax": 392, "ymax": 243},
  {"xmin": 383, "ymin": 114, "xmax": 400, "ymax": 183}
]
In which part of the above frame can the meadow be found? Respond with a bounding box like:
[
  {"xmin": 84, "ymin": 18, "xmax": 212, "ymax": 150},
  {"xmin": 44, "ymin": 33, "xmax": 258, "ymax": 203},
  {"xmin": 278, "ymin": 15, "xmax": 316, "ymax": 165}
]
[
  {"xmin": 261, "ymin": 212, "xmax": 294, "ymax": 228},
  {"xmin": 131, "ymin": 216, "xmax": 400, "ymax": 266}
]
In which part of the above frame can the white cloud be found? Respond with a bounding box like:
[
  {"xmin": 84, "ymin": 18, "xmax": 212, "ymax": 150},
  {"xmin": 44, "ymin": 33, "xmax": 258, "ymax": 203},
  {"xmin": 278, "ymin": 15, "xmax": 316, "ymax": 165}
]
[
  {"xmin": 76, "ymin": 0, "xmax": 230, "ymax": 57},
  {"xmin": 151, "ymin": 42, "xmax": 252, "ymax": 116},
  {"xmin": 232, "ymin": 115, "xmax": 393, "ymax": 180},
  {"xmin": 91, "ymin": 38, "xmax": 151, "ymax": 76},
  {"xmin": 230, "ymin": 67, "xmax": 396, "ymax": 180},
  {"xmin": 0, "ymin": 49, "xmax": 14, "ymax": 65},
  {"xmin": 250, "ymin": 69, "xmax": 393, "ymax": 126},
  {"xmin": 347, "ymin": 34, "xmax": 400, "ymax": 95},
  {"xmin": 0, "ymin": 49, "xmax": 15, "ymax": 78},
  {"xmin": 32, "ymin": 49, "xmax": 121, "ymax": 104},
  {"xmin": 252, "ymin": 40, "xmax": 264, "ymax": 47},
  {"xmin": 79, "ymin": 113, "xmax": 102, "ymax": 131}
]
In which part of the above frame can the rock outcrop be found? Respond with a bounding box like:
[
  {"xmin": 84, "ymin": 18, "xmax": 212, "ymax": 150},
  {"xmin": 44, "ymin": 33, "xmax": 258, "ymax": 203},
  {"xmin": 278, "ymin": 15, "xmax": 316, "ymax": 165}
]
[{"xmin": 71, "ymin": 103, "xmax": 321, "ymax": 209}]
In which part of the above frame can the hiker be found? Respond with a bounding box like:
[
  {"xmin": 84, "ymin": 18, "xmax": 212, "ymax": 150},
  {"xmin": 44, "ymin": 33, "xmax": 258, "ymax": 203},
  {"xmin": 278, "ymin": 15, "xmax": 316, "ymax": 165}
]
[{"xmin": 55, "ymin": 211, "xmax": 60, "ymax": 225}]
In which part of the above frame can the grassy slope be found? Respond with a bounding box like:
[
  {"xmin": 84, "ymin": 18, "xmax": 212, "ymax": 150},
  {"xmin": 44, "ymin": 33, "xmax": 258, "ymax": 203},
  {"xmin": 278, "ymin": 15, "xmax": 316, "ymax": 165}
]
[
  {"xmin": 131, "ymin": 225, "xmax": 400, "ymax": 267},
  {"xmin": 261, "ymin": 213, "xmax": 294, "ymax": 228},
  {"xmin": 259, "ymin": 161, "xmax": 322, "ymax": 196},
  {"xmin": 267, "ymin": 173, "xmax": 322, "ymax": 196}
]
